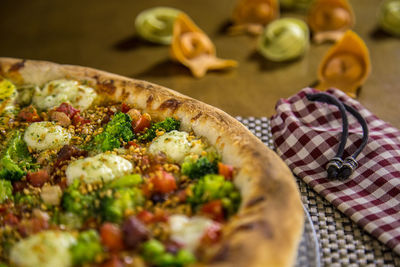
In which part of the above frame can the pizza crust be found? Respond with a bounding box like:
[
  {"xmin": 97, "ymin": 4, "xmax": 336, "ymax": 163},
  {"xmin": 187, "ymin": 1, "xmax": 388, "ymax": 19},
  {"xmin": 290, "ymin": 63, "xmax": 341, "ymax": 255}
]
[{"xmin": 0, "ymin": 57, "xmax": 304, "ymax": 267}]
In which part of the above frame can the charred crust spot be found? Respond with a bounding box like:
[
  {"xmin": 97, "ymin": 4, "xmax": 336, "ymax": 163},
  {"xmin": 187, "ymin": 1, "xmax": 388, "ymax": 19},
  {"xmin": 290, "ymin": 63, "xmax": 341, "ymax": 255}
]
[
  {"xmin": 9, "ymin": 60, "xmax": 26, "ymax": 72},
  {"xmin": 121, "ymin": 87, "xmax": 131, "ymax": 99},
  {"xmin": 146, "ymin": 95, "xmax": 154, "ymax": 106},
  {"xmin": 246, "ymin": 196, "xmax": 266, "ymax": 208},
  {"xmin": 191, "ymin": 112, "xmax": 202, "ymax": 122},
  {"xmin": 97, "ymin": 80, "xmax": 116, "ymax": 94},
  {"xmin": 235, "ymin": 221, "xmax": 273, "ymax": 239},
  {"xmin": 134, "ymin": 82, "xmax": 145, "ymax": 90},
  {"xmin": 159, "ymin": 98, "xmax": 181, "ymax": 111}
]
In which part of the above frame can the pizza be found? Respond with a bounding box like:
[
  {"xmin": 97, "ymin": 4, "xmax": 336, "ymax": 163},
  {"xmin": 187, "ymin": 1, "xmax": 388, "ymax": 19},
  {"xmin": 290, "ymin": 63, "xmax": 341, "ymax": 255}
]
[{"xmin": 0, "ymin": 58, "xmax": 303, "ymax": 267}]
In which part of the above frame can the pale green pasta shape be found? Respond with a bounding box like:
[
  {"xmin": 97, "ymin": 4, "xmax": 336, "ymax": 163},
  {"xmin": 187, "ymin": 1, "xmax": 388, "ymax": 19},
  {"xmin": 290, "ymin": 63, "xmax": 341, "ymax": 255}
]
[
  {"xmin": 135, "ymin": 7, "xmax": 182, "ymax": 45},
  {"xmin": 258, "ymin": 18, "xmax": 310, "ymax": 62},
  {"xmin": 379, "ymin": 0, "xmax": 400, "ymax": 36},
  {"xmin": 279, "ymin": 0, "xmax": 314, "ymax": 10}
]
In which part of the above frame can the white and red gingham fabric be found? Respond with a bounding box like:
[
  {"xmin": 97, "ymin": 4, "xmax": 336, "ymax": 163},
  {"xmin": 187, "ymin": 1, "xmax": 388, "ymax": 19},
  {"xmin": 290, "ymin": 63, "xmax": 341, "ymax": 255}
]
[{"xmin": 270, "ymin": 87, "xmax": 400, "ymax": 255}]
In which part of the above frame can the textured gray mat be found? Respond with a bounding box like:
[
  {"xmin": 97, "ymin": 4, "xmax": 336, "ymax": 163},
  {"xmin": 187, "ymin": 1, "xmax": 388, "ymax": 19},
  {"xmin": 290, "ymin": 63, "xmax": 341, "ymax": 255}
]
[{"xmin": 236, "ymin": 116, "xmax": 400, "ymax": 267}]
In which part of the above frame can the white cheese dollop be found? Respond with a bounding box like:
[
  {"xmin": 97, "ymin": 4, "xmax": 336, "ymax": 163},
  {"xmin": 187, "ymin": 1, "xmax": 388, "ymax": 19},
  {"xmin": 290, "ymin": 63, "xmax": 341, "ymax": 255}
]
[
  {"xmin": 169, "ymin": 215, "xmax": 214, "ymax": 252},
  {"xmin": 33, "ymin": 79, "xmax": 97, "ymax": 110},
  {"xmin": 10, "ymin": 230, "xmax": 76, "ymax": 267},
  {"xmin": 65, "ymin": 153, "xmax": 133, "ymax": 185},
  {"xmin": 149, "ymin": 130, "xmax": 203, "ymax": 163},
  {"xmin": 24, "ymin": 121, "xmax": 71, "ymax": 152}
]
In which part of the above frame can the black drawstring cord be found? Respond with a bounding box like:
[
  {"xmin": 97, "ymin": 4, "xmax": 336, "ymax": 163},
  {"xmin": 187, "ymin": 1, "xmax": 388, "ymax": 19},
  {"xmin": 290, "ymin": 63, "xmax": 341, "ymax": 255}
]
[
  {"xmin": 306, "ymin": 92, "xmax": 369, "ymax": 180},
  {"xmin": 306, "ymin": 93, "xmax": 349, "ymax": 179},
  {"xmin": 338, "ymin": 103, "xmax": 369, "ymax": 180}
]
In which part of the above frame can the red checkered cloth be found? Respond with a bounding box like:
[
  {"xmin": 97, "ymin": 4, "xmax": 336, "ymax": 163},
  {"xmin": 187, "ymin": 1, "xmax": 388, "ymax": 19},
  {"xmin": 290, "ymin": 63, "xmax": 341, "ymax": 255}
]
[{"xmin": 270, "ymin": 88, "xmax": 400, "ymax": 255}]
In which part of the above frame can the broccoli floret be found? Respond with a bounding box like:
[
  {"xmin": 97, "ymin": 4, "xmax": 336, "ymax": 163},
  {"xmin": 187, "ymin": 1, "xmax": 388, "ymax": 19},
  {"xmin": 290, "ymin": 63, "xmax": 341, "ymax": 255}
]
[
  {"xmin": 14, "ymin": 192, "xmax": 41, "ymax": 208},
  {"xmin": 100, "ymin": 187, "xmax": 144, "ymax": 223},
  {"xmin": 92, "ymin": 112, "xmax": 134, "ymax": 151},
  {"xmin": 61, "ymin": 180, "xmax": 97, "ymax": 219},
  {"xmin": 142, "ymin": 239, "xmax": 196, "ymax": 267},
  {"xmin": 70, "ymin": 230, "xmax": 103, "ymax": 266},
  {"xmin": 138, "ymin": 117, "xmax": 180, "ymax": 142},
  {"xmin": 188, "ymin": 174, "xmax": 241, "ymax": 216},
  {"xmin": 0, "ymin": 131, "xmax": 37, "ymax": 181},
  {"xmin": 181, "ymin": 156, "xmax": 218, "ymax": 179},
  {"xmin": 0, "ymin": 179, "xmax": 13, "ymax": 203}
]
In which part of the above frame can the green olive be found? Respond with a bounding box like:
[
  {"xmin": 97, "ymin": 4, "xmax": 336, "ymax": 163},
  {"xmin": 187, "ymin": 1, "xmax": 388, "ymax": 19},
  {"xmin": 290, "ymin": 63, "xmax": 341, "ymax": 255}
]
[
  {"xmin": 135, "ymin": 7, "xmax": 182, "ymax": 45},
  {"xmin": 379, "ymin": 0, "xmax": 400, "ymax": 36},
  {"xmin": 258, "ymin": 18, "xmax": 310, "ymax": 62}
]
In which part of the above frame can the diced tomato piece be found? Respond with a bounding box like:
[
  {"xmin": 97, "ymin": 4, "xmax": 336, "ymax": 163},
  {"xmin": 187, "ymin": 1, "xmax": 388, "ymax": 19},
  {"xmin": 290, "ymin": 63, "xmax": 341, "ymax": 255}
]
[
  {"xmin": 136, "ymin": 210, "xmax": 154, "ymax": 224},
  {"xmin": 150, "ymin": 171, "xmax": 177, "ymax": 194},
  {"xmin": 72, "ymin": 114, "xmax": 90, "ymax": 126},
  {"xmin": 4, "ymin": 213, "xmax": 19, "ymax": 226},
  {"xmin": 133, "ymin": 114, "xmax": 151, "ymax": 133},
  {"xmin": 201, "ymin": 200, "xmax": 225, "ymax": 222},
  {"xmin": 27, "ymin": 169, "xmax": 50, "ymax": 187},
  {"xmin": 100, "ymin": 254, "xmax": 124, "ymax": 267},
  {"xmin": 56, "ymin": 103, "xmax": 79, "ymax": 118},
  {"xmin": 126, "ymin": 141, "xmax": 139, "ymax": 148},
  {"xmin": 121, "ymin": 103, "xmax": 130, "ymax": 113},
  {"xmin": 218, "ymin": 162, "xmax": 234, "ymax": 180},
  {"xmin": 100, "ymin": 223, "xmax": 124, "ymax": 252},
  {"xmin": 201, "ymin": 222, "xmax": 222, "ymax": 245},
  {"xmin": 18, "ymin": 105, "xmax": 41, "ymax": 122}
]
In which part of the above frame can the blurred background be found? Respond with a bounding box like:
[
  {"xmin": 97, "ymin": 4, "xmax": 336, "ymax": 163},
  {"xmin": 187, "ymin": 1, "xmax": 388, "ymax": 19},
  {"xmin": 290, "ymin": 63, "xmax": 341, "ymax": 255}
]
[{"xmin": 1, "ymin": 0, "xmax": 399, "ymax": 127}]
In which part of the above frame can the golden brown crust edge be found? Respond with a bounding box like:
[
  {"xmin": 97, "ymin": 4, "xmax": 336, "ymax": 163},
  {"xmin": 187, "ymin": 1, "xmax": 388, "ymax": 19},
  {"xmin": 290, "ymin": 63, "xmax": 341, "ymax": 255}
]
[{"xmin": 0, "ymin": 58, "xmax": 304, "ymax": 267}]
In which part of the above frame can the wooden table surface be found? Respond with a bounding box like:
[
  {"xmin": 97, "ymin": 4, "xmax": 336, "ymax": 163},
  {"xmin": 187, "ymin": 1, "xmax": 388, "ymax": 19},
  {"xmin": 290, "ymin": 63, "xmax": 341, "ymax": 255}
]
[{"xmin": 1, "ymin": 0, "xmax": 399, "ymax": 128}]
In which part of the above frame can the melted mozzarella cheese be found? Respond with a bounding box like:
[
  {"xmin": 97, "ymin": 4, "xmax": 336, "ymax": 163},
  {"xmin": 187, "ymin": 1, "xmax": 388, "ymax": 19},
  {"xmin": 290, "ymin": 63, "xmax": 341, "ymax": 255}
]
[
  {"xmin": 169, "ymin": 215, "xmax": 214, "ymax": 252},
  {"xmin": 24, "ymin": 121, "xmax": 71, "ymax": 152},
  {"xmin": 149, "ymin": 130, "xmax": 204, "ymax": 163},
  {"xmin": 65, "ymin": 153, "xmax": 133, "ymax": 185},
  {"xmin": 33, "ymin": 79, "xmax": 97, "ymax": 110},
  {"xmin": 10, "ymin": 230, "xmax": 76, "ymax": 267}
]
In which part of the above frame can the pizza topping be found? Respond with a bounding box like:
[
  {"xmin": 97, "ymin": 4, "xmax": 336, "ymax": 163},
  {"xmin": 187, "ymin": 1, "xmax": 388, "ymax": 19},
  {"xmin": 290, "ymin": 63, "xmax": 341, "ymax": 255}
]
[
  {"xmin": 24, "ymin": 121, "xmax": 71, "ymax": 152},
  {"xmin": 0, "ymin": 179, "xmax": 13, "ymax": 203},
  {"xmin": 122, "ymin": 216, "xmax": 150, "ymax": 249},
  {"xmin": 169, "ymin": 214, "xmax": 214, "ymax": 252},
  {"xmin": 170, "ymin": 13, "xmax": 237, "ymax": 78},
  {"xmin": 32, "ymin": 79, "xmax": 97, "ymax": 111},
  {"xmin": 91, "ymin": 112, "xmax": 134, "ymax": 152},
  {"xmin": 0, "ymin": 131, "xmax": 37, "ymax": 181},
  {"xmin": 18, "ymin": 105, "xmax": 41, "ymax": 122},
  {"xmin": 9, "ymin": 230, "xmax": 76, "ymax": 267},
  {"xmin": 0, "ymin": 79, "xmax": 243, "ymax": 266},
  {"xmin": 100, "ymin": 222, "xmax": 124, "ymax": 251},
  {"xmin": 65, "ymin": 153, "xmax": 133, "ymax": 185},
  {"xmin": 26, "ymin": 169, "xmax": 50, "ymax": 187},
  {"xmin": 70, "ymin": 230, "xmax": 103, "ymax": 266},
  {"xmin": 149, "ymin": 130, "xmax": 203, "ymax": 163}
]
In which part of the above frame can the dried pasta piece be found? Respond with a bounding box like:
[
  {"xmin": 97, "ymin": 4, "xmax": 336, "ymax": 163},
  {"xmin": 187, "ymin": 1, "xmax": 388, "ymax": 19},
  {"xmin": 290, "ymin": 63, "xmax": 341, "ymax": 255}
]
[
  {"xmin": 135, "ymin": 7, "xmax": 181, "ymax": 45},
  {"xmin": 316, "ymin": 30, "xmax": 371, "ymax": 98},
  {"xmin": 230, "ymin": 0, "xmax": 279, "ymax": 35},
  {"xmin": 308, "ymin": 0, "xmax": 354, "ymax": 43},
  {"xmin": 170, "ymin": 13, "xmax": 237, "ymax": 78},
  {"xmin": 258, "ymin": 18, "xmax": 309, "ymax": 62},
  {"xmin": 379, "ymin": 0, "xmax": 400, "ymax": 37}
]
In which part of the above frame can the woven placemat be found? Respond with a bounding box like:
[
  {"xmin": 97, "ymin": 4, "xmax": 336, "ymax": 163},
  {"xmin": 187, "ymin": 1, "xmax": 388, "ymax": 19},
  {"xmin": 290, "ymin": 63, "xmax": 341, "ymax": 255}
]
[{"xmin": 236, "ymin": 116, "xmax": 400, "ymax": 267}]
